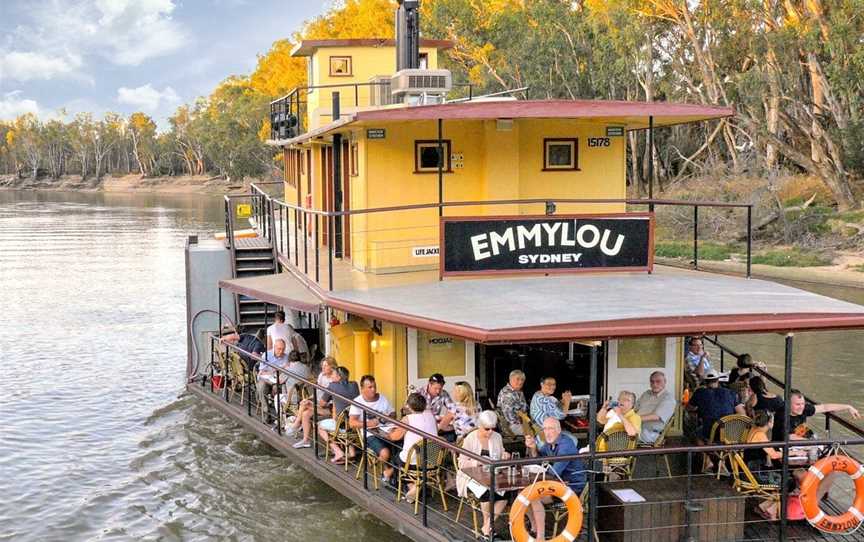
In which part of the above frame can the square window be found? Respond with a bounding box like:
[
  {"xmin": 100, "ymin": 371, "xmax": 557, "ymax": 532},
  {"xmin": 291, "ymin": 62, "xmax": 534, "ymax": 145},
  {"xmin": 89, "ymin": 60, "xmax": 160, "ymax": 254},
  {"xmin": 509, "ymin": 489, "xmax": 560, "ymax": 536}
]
[
  {"xmin": 329, "ymin": 56, "xmax": 352, "ymax": 77},
  {"xmin": 414, "ymin": 140, "xmax": 452, "ymax": 173},
  {"xmin": 543, "ymin": 138, "xmax": 579, "ymax": 170}
]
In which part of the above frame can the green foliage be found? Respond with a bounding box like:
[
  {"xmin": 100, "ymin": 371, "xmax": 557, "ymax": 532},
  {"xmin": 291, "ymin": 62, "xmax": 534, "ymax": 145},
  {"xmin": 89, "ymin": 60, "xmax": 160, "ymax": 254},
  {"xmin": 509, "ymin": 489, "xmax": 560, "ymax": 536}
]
[
  {"xmin": 655, "ymin": 241, "xmax": 739, "ymax": 261},
  {"xmin": 751, "ymin": 249, "xmax": 833, "ymax": 267},
  {"xmin": 851, "ymin": 264, "xmax": 864, "ymax": 273}
]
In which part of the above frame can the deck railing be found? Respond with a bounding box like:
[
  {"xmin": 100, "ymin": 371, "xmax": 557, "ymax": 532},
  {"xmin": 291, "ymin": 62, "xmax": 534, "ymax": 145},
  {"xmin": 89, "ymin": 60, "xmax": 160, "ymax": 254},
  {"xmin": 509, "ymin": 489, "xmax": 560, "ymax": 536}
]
[
  {"xmin": 196, "ymin": 334, "xmax": 864, "ymax": 542},
  {"xmin": 245, "ymin": 181, "xmax": 755, "ymax": 292},
  {"xmin": 269, "ymin": 81, "xmax": 474, "ymax": 140}
]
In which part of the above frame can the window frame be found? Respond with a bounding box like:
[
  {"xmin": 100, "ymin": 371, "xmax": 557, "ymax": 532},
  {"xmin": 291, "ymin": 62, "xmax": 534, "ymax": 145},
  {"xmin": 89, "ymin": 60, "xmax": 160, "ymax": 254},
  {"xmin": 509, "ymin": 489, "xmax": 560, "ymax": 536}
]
[
  {"xmin": 414, "ymin": 140, "xmax": 452, "ymax": 174},
  {"xmin": 542, "ymin": 138, "xmax": 580, "ymax": 171},
  {"xmin": 419, "ymin": 52, "xmax": 429, "ymax": 70},
  {"xmin": 329, "ymin": 56, "xmax": 353, "ymax": 77}
]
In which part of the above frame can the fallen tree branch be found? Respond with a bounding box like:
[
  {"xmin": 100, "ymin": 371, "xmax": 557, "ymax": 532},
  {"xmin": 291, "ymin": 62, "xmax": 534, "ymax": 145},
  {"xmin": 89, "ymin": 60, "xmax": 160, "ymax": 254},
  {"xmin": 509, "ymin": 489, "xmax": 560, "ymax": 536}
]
[{"xmin": 738, "ymin": 192, "xmax": 817, "ymax": 239}]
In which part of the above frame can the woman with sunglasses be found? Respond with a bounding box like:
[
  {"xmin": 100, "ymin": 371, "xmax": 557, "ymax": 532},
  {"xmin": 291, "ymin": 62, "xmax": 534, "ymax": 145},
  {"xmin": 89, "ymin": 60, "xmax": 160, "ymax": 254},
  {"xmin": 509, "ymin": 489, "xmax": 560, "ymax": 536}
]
[{"xmin": 456, "ymin": 410, "xmax": 511, "ymax": 537}]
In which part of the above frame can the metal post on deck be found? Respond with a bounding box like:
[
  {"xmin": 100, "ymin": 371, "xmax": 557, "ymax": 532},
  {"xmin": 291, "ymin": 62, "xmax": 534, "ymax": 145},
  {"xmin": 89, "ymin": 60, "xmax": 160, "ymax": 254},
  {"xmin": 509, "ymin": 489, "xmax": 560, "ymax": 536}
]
[
  {"xmin": 487, "ymin": 458, "xmax": 496, "ymax": 541},
  {"xmin": 246, "ymin": 364, "xmax": 252, "ymax": 417},
  {"xmin": 328, "ymin": 213, "xmax": 334, "ymax": 291},
  {"xmin": 208, "ymin": 336, "xmax": 214, "ymax": 391},
  {"xmin": 779, "ymin": 333, "xmax": 794, "ymax": 541},
  {"xmin": 312, "ymin": 386, "xmax": 319, "ymax": 459},
  {"xmin": 285, "ymin": 204, "xmax": 290, "ymax": 259},
  {"xmin": 648, "ymin": 116, "xmax": 655, "ymax": 213},
  {"xmin": 315, "ymin": 214, "xmax": 320, "ymax": 283},
  {"xmin": 294, "ymin": 209, "xmax": 300, "ymax": 266},
  {"xmin": 332, "ymin": 92, "xmax": 343, "ymax": 260},
  {"xmin": 746, "ymin": 205, "xmax": 753, "ymax": 279},
  {"xmin": 587, "ymin": 343, "xmax": 599, "ymax": 541},
  {"xmin": 362, "ymin": 410, "xmax": 369, "ymax": 490},
  {"xmin": 693, "ymin": 205, "xmax": 699, "ymax": 270},
  {"xmin": 422, "ymin": 438, "xmax": 429, "ymax": 527},
  {"xmin": 437, "ymin": 119, "xmax": 444, "ymax": 218},
  {"xmin": 303, "ymin": 204, "xmax": 308, "ymax": 275},
  {"xmin": 275, "ymin": 372, "xmax": 282, "ymax": 436}
]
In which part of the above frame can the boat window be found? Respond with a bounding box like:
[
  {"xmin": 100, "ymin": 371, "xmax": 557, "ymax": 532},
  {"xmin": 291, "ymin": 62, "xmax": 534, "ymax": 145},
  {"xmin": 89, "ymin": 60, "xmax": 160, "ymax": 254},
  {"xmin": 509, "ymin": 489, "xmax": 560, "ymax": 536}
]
[
  {"xmin": 419, "ymin": 52, "xmax": 429, "ymax": 69},
  {"xmin": 414, "ymin": 140, "xmax": 452, "ymax": 173},
  {"xmin": 543, "ymin": 138, "xmax": 579, "ymax": 171},
  {"xmin": 329, "ymin": 56, "xmax": 352, "ymax": 77}
]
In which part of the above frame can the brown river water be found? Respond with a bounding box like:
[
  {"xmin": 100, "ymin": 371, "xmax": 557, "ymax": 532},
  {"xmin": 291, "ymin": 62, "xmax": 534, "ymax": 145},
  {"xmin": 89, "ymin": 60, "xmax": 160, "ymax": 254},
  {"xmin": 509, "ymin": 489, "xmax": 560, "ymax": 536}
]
[{"xmin": 0, "ymin": 189, "xmax": 861, "ymax": 541}]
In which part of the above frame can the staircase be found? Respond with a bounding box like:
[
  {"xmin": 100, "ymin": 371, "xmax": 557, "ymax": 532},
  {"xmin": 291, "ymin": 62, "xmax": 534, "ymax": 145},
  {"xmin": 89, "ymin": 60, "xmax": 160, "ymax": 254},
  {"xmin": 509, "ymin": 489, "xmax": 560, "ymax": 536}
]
[{"xmin": 230, "ymin": 236, "xmax": 279, "ymax": 333}]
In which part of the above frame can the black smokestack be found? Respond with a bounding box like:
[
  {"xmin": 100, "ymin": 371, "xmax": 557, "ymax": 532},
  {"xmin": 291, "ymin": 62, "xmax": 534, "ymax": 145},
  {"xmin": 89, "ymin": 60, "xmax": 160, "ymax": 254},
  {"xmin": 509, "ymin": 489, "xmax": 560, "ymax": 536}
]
[{"xmin": 395, "ymin": 0, "xmax": 420, "ymax": 71}]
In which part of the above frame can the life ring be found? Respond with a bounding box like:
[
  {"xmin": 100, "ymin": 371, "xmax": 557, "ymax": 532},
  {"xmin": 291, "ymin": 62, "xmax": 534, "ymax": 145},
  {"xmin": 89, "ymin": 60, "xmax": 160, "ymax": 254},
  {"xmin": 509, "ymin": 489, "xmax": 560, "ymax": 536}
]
[
  {"xmin": 800, "ymin": 455, "xmax": 864, "ymax": 534},
  {"xmin": 509, "ymin": 480, "xmax": 583, "ymax": 542}
]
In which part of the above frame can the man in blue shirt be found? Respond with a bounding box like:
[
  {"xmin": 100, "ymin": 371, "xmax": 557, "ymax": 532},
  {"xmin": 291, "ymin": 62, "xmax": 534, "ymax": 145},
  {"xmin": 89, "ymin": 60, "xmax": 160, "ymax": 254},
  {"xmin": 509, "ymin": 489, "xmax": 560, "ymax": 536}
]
[
  {"xmin": 529, "ymin": 376, "xmax": 572, "ymax": 426},
  {"xmin": 685, "ymin": 337, "xmax": 713, "ymax": 381},
  {"xmin": 524, "ymin": 417, "xmax": 586, "ymax": 538},
  {"xmin": 687, "ymin": 370, "xmax": 745, "ymax": 445}
]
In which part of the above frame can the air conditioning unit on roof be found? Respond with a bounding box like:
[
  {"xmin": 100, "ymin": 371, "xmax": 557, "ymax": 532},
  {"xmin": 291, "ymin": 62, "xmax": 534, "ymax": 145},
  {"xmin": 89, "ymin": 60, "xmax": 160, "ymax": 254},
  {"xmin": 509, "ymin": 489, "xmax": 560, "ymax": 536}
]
[{"xmin": 391, "ymin": 68, "xmax": 452, "ymax": 105}]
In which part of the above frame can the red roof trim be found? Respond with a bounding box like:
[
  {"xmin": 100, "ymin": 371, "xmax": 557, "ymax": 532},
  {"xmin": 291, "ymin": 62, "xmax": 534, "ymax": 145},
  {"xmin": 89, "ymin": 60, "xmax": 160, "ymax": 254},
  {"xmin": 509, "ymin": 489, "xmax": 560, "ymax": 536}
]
[
  {"xmin": 352, "ymin": 99, "xmax": 734, "ymax": 123},
  {"xmin": 292, "ymin": 38, "xmax": 453, "ymax": 56}
]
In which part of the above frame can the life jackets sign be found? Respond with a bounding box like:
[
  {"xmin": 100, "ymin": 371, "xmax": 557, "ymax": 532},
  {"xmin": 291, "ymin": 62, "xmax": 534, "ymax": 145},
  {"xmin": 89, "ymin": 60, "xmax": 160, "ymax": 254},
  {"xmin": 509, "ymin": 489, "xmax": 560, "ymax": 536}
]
[{"xmin": 440, "ymin": 213, "xmax": 653, "ymax": 276}]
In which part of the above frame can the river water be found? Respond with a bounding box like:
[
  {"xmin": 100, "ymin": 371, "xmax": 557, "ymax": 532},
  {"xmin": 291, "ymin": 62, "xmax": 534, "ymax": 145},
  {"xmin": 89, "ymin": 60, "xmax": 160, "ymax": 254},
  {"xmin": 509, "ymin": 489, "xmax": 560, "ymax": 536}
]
[
  {"xmin": 0, "ymin": 190, "xmax": 406, "ymax": 542},
  {"xmin": 1, "ymin": 190, "xmax": 861, "ymax": 541}
]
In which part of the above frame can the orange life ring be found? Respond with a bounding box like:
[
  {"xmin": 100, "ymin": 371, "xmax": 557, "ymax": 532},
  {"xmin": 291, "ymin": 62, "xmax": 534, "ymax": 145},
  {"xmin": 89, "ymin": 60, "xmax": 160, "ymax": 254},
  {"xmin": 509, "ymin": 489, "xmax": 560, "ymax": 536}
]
[
  {"xmin": 509, "ymin": 480, "xmax": 583, "ymax": 542},
  {"xmin": 800, "ymin": 455, "xmax": 864, "ymax": 534}
]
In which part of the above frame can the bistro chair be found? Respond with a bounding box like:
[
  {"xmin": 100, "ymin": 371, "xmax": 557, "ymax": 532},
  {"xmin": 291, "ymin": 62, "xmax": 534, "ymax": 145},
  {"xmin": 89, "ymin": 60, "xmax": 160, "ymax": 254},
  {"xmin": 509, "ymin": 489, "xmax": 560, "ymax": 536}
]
[
  {"xmin": 596, "ymin": 428, "xmax": 637, "ymax": 480},
  {"xmin": 551, "ymin": 483, "xmax": 598, "ymax": 542},
  {"xmin": 227, "ymin": 352, "xmax": 249, "ymax": 405},
  {"xmin": 396, "ymin": 439, "xmax": 449, "ymax": 515},
  {"xmin": 634, "ymin": 411, "xmax": 677, "ymax": 478},
  {"xmin": 518, "ymin": 412, "xmax": 545, "ymax": 445},
  {"xmin": 354, "ymin": 428, "xmax": 382, "ymax": 490},
  {"xmin": 453, "ymin": 429, "xmax": 483, "ymax": 538},
  {"xmin": 324, "ymin": 408, "xmax": 360, "ymax": 472},
  {"xmin": 708, "ymin": 414, "xmax": 753, "ymax": 478},
  {"xmin": 213, "ymin": 347, "xmax": 229, "ymax": 391},
  {"xmin": 495, "ymin": 408, "xmax": 525, "ymax": 451},
  {"xmin": 730, "ymin": 451, "xmax": 780, "ymax": 502}
]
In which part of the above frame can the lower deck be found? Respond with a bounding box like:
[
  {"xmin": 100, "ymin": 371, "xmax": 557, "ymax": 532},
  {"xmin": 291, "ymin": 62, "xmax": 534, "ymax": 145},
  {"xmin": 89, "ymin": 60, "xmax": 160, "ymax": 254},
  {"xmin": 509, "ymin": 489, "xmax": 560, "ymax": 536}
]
[{"xmin": 188, "ymin": 381, "xmax": 864, "ymax": 542}]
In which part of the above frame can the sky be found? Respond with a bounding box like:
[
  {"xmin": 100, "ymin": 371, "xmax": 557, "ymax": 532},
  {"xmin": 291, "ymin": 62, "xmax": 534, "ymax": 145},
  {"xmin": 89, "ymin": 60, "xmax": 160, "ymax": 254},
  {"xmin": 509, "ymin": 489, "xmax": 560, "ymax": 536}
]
[{"xmin": 0, "ymin": 0, "xmax": 330, "ymax": 129}]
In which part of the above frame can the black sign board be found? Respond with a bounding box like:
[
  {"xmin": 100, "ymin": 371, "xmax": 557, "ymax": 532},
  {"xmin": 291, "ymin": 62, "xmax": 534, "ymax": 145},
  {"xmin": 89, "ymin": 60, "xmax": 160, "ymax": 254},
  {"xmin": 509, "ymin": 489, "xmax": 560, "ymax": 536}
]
[
  {"xmin": 366, "ymin": 128, "xmax": 386, "ymax": 139},
  {"xmin": 606, "ymin": 126, "xmax": 625, "ymax": 137},
  {"xmin": 440, "ymin": 213, "xmax": 653, "ymax": 276}
]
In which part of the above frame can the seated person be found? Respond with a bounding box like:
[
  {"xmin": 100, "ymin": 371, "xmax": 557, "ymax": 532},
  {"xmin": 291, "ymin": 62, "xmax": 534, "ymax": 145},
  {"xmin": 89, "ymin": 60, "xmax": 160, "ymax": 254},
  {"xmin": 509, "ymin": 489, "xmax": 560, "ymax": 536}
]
[
  {"xmin": 635, "ymin": 372, "xmax": 676, "ymax": 444},
  {"xmin": 529, "ymin": 376, "xmax": 572, "ymax": 427},
  {"xmin": 685, "ymin": 337, "xmax": 713, "ymax": 381},
  {"xmin": 349, "ymin": 374, "xmax": 397, "ymax": 482},
  {"xmin": 524, "ymin": 417, "xmax": 586, "ymax": 540},
  {"xmin": 287, "ymin": 357, "xmax": 337, "ymax": 437},
  {"xmin": 418, "ymin": 373, "xmax": 457, "ymax": 441},
  {"xmin": 387, "ymin": 393, "xmax": 438, "ymax": 502},
  {"xmin": 285, "ymin": 323, "xmax": 310, "ymax": 364},
  {"xmin": 452, "ymin": 381, "xmax": 479, "ymax": 438},
  {"xmin": 318, "ymin": 366, "xmax": 359, "ymax": 464},
  {"xmin": 728, "ymin": 353, "xmax": 765, "ymax": 385},
  {"xmin": 256, "ymin": 339, "xmax": 291, "ymax": 421},
  {"xmin": 597, "ymin": 391, "xmax": 642, "ymax": 450},
  {"xmin": 746, "ymin": 376, "xmax": 783, "ymax": 419},
  {"xmin": 456, "ymin": 411, "xmax": 511, "ymax": 538},
  {"xmin": 745, "ymin": 410, "xmax": 806, "ymax": 521},
  {"xmin": 497, "ymin": 370, "xmax": 528, "ymax": 435},
  {"xmin": 220, "ymin": 328, "xmax": 265, "ymax": 370},
  {"xmin": 771, "ymin": 389, "xmax": 859, "ymax": 442},
  {"xmin": 687, "ymin": 371, "xmax": 745, "ymax": 469}
]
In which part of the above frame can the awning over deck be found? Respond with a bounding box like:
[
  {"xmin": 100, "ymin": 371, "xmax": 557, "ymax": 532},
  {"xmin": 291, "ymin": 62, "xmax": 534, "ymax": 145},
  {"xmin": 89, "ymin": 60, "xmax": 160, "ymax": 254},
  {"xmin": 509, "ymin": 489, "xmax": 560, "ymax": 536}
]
[
  {"xmin": 219, "ymin": 273, "xmax": 322, "ymax": 313},
  {"xmin": 324, "ymin": 269, "xmax": 864, "ymax": 343}
]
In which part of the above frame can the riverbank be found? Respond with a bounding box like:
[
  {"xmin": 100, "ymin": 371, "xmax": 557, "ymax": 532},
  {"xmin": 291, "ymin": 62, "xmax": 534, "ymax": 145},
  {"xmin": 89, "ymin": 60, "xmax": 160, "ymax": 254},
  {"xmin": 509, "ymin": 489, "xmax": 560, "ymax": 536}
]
[{"xmin": 0, "ymin": 174, "xmax": 255, "ymax": 195}]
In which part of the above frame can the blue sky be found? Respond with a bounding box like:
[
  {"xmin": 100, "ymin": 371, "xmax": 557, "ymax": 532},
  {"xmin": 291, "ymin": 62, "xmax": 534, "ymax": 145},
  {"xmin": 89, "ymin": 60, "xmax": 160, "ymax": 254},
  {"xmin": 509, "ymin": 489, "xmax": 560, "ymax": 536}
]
[{"xmin": 0, "ymin": 0, "xmax": 330, "ymax": 129}]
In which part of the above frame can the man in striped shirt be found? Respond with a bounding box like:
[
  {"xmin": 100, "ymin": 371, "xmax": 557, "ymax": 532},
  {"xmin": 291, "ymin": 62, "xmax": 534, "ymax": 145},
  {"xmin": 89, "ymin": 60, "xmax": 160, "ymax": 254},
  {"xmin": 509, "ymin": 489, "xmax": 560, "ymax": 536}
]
[{"xmin": 529, "ymin": 376, "xmax": 572, "ymax": 426}]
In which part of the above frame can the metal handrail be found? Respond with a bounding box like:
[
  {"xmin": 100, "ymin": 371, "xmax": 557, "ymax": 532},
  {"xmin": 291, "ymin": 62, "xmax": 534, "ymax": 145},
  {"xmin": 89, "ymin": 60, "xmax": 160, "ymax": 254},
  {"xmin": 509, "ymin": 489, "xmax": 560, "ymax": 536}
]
[
  {"xmin": 211, "ymin": 336, "xmax": 864, "ymax": 465},
  {"xmin": 703, "ymin": 335, "xmax": 864, "ymax": 440}
]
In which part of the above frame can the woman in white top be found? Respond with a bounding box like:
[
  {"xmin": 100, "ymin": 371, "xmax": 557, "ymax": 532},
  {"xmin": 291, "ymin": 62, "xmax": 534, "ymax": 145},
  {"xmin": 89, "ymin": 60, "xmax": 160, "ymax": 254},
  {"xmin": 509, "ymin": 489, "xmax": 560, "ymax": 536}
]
[
  {"xmin": 388, "ymin": 393, "xmax": 438, "ymax": 502},
  {"xmin": 456, "ymin": 410, "xmax": 510, "ymax": 537}
]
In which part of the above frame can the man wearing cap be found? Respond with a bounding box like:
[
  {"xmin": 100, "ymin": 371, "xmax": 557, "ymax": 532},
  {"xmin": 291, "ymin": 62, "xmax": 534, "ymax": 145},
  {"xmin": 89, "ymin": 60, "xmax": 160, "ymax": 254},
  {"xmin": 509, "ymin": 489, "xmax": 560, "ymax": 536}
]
[
  {"xmin": 687, "ymin": 370, "xmax": 745, "ymax": 446},
  {"xmin": 418, "ymin": 373, "xmax": 457, "ymax": 442}
]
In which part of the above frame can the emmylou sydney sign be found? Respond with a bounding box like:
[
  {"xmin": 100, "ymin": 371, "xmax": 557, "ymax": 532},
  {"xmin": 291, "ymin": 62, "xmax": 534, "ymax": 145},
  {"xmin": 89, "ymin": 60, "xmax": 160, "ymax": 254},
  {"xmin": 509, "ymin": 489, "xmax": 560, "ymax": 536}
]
[{"xmin": 440, "ymin": 213, "xmax": 653, "ymax": 276}]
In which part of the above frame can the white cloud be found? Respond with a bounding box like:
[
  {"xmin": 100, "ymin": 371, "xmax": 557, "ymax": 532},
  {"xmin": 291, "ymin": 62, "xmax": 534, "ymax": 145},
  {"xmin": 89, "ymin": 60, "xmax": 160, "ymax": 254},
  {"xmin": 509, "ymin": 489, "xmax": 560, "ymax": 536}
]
[
  {"xmin": 0, "ymin": 51, "xmax": 83, "ymax": 82},
  {"xmin": 117, "ymin": 84, "xmax": 180, "ymax": 111},
  {"xmin": 2, "ymin": 0, "xmax": 189, "ymax": 82},
  {"xmin": 0, "ymin": 91, "xmax": 40, "ymax": 119}
]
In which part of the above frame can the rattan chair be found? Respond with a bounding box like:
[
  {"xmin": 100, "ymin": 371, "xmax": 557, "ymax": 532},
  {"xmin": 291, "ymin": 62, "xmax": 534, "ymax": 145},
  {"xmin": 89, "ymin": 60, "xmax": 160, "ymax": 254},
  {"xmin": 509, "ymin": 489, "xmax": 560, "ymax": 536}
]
[
  {"xmin": 396, "ymin": 439, "xmax": 449, "ymax": 515},
  {"xmin": 596, "ymin": 428, "xmax": 637, "ymax": 480},
  {"xmin": 324, "ymin": 408, "xmax": 360, "ymax": 472},
  {"xmin": 709, "ymin": 414, "xmax": 753, "ymax": 478},
  {"xmin": 227, "ymin": 352, "xmax": 249, "ymax": 405},
  {"xmin": 354, "ymin": 428, "xmax": 382, "ymax": 490},
  {"xmin": 635, "ymin": 411, "xmax": 676, "ymax": 478},
  {"xmin": 730, "ymin": 451, "xmax": 780, "ymax": 501},
  {"xmin": 518, "ymin": 411, "xmax": 545, "ymax": 445}
]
